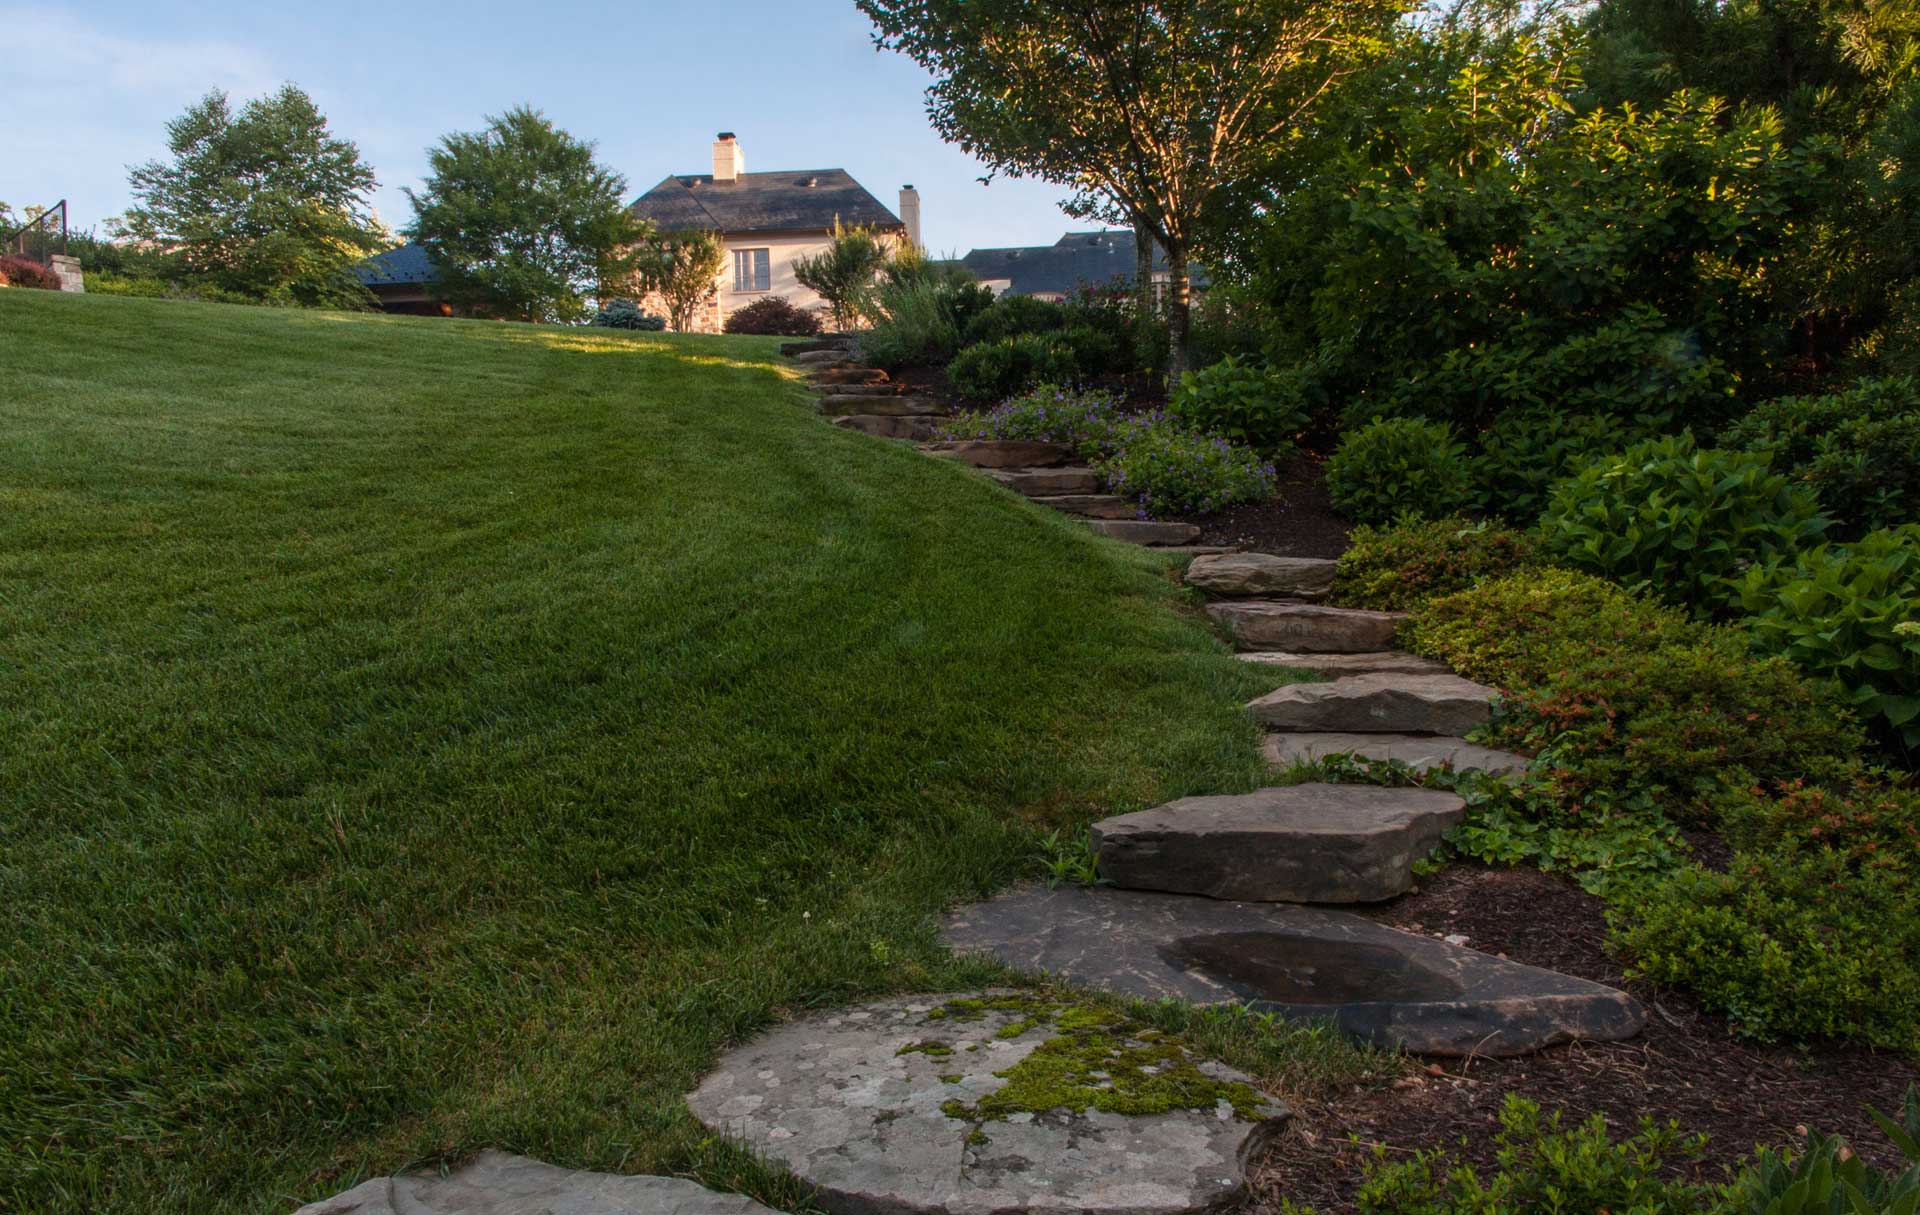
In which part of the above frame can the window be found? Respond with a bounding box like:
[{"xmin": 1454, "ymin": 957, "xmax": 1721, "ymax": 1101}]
[{"xmin": 732, "ymin": 247, "xmax": 770, "ymax": 293}]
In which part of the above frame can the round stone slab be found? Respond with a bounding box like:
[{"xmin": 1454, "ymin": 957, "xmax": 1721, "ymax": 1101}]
[
  {"xmin": 1091, "ymin": 783, "xmax": 1467, "ymax": 903},
  {"xmin": 291, "ymin": 1151, "xmax": 778, "ymax": 1215},
  {"xmin": 686, "ymin": 992, "xmax": 1288, "ymax": 1215}
]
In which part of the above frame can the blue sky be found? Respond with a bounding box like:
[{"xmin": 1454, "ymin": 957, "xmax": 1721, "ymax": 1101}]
[{"xmin": 1, "ymin": 1, "xmax": 1086, "ymax": 255}]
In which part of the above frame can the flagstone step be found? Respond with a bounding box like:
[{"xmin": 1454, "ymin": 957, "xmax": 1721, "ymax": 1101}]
[
  {"xmin": 817, "ymin": 394, "xmax": 947, "ymax": 416},
  {"xmin": 814, "ymin": 382, "xmax": 899, "ymax": 397},
  {"xmin": 1207, "ymin": 601, "xmax": 1404, "ymax": 652},
  {"xmin": 1091, "ymin": 783, "xmax": 1466, "ymax": 904},
  {"xmin": 985, "ymin": 466, "xmax": 1103, "ymax": 495},
  {"xmin": 1184, "ymin": 553, "xmax": 1337, "ymax": 600},
  {"xmin": 781, "ymin": 337, "xmax": 853, "ymax": 357},
  {"xmin": 921, "ymin": 439, "xmax": 1076, "ymax": 468},
  {"xmin": 833, "ymin": 414, "xmax": 938, "ymax": 441},
  {"xmin": 792, "ymin": 349, "xmax": 855, "ymax": 369},
  {"xmin": 293, "ymin": 1151, "xmax": 778, "ymax": 1215},
  {"xmin": 941, "ymin": 885, "xmax": 1646, "ymax": 1057},
  {"xmin": 1032, "ymin": 493, "xmax": 1135, "ymax": 519},
  {"xmin": 1088, "ymin": 519, "xmax": 1203, "ymax": 546},
  {"xmin": 811, "ymin": 367, "xmax": 891, "ymax": 386},
  {"xmin": 1265, "ymin": 732, "xmax": 1530, "ymax": 777},
  {"xmin": 686, "ymin": 991, "xmax": 1288, "ymax": 1215},
  {"xmin": 1237, "ymin": 650, "xmax": 1451, "ymax": 678},
  {"xmin": 1248, "ymin": 672, "xmax": 1497, "ymax": 735}
]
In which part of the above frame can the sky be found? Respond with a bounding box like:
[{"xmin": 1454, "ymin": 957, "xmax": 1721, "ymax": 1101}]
[{"xmin": 0, "ymin": 0, "xmax": 1088, "ymax": 256}]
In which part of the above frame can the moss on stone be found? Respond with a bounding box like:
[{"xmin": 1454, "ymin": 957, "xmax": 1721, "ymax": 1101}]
[
  {"xmin": 896, "ymin": 1039, "xmax": 953, "ymax": 1058},
  {"xmin": 939, "ymin": 1073, "xmax": 963, "ymax": 1084}
]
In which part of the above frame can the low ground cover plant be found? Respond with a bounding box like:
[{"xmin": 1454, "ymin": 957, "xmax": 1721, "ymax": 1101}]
[
  {"xmin": 938, "ymin": 386, "xmax": 1138, "ymax": 459},
  {"xmin": 1326, "ymin": 417, "xmax": 1476, "ymax": 525},
  {"xmin": 1331, "ymin": 516, "xmax": 1539, "ymax": 612},
  {"xmin": 722, "ymin": 296, "xmax": 820, "ymax": 336}
]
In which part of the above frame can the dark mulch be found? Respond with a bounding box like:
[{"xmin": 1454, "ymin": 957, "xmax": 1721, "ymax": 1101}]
[
  {"xmin": 1175, "ymin": 451, "xmax": 1351, "ymax": 558},
  {"xmin": 1251, "ymin": 865, "xmax": 1920, "ymax": 1213}
]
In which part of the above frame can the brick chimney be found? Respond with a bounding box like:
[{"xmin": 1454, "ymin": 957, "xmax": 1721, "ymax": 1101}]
[
  {"xmin": 713, "ymin": 132, "xmax": 744, "ymax": 183},
  {"xmin": 899, "ymin": 184, "xmax": 922, "ymax": 249}
]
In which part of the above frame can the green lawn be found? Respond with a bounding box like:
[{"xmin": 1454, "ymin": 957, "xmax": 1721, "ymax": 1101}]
[{"xmin": 0, "ymin": 291, "xmax": 1303, "ymax": 1213}]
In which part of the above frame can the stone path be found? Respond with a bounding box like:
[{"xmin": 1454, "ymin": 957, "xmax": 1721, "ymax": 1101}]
[
  {"xmin": 292, "ymin": 1152, "xmax": 777, "ymax": 1215},
  {"xmin": 685, "ymin": 991, "xmax": 1287, "ymax": 1215}
]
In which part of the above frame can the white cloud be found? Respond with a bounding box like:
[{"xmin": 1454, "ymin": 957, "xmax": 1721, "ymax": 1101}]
[{"xmin": 0, "ymin": 6, "xmax": 276, "ymax": 97}]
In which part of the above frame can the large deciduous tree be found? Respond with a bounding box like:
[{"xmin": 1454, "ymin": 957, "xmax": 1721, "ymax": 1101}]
[
  {"xmin": 857, "ymin": 0, "xmax": 1406, "ymax": 377},
  {"xmin": 123, "ymin": 85, "xmax": 387, "ymax": 307},
  {"xmin": 406, "ymin": 107, "xmax": 647, "ymax": 324}
]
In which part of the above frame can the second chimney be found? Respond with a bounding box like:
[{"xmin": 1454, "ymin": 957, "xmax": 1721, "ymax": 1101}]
[
  {"xmin": 899, "ymin": 185, "xmax": 922, "ymax": 250},
  {"xmin": 713, "ymin": 132, "xmax": 744, "ymax": 183}
]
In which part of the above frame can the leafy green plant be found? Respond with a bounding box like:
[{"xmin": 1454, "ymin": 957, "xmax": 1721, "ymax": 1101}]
[
  {"xmin": 1094, "ymin": 422, "xmax": 1277, "ymax": 517},
  {"xmin": 946, "ymin": 333, "xmax": 1079, "ymax": 402},
  {"xmin": 1037, "ymin": 828, "xmax": 1104, "ymax": 888},
  {"xmin": 1326, "ymin": 417, "xmax": 1476, "ymax": 525},
  {"xmin": 1721, "ymin": 377, "xmax": 1920, "ymax": 540},
  {"xmin": 1736, "ymin": 526, "xmax": 1920, "ymax": 754},
  {"xmin": 1474, "ymin": 407, "xmax": 1647, "ymax": 525},
  {"xmin": 1331, "ymin": 515, "xmax": 1540, "ymax": 612},
  {"xmin": 590, "ymin": 298, "xmax": 666, "ymax": 331},
  {"xmin": 1167, "ymin": 356, "xmax": 1311, "ymax": 456},
  {"xmin": 1729, "ymin": 1087, "xmax": 1920, "ymax": 1215},
  {"xmin": 791, "ymin": 222, "xmax": 890, "ymax": 331},
  {"xmin": 963, "ymin": 293, "xmax": 1067, "ymax": 345},
  {"xmin": 937, "ymin": 386, "xmax": 1137, "ymax": 459},
  {"xmin": 1539, "ymin": 433, "xmax": 1829, "ymax": 616},
  {"xmin": 860, "ymin": 265, "xmax": 995, "ymax": 370}
]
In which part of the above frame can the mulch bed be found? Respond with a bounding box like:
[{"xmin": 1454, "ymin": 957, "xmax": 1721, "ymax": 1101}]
[
  {"xmin": 1250, "ymin": 864, "xmax": 1920, "ymax": 1212},
  {"xmin": 1176, "ymin": 451, "xmax": 1351, "ymax": 558}
]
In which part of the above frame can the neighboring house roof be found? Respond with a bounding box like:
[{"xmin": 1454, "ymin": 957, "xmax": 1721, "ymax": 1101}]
[
  {"xmin": 629, "ymin": 169, "xmax": 904, "ymax": 235},
  {"xmin": 956, "ymin": 230, "xmax": 1209, "ymax": 297},
  {"xmin": 355, "ymin": 243, "xmax": 434, "ymax": 287}
]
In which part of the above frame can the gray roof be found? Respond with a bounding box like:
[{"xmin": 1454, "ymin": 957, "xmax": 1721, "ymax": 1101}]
[
  {"xmin": 355, "ymin": 243, "xmax": 433, "ymax": 286},
  {"xmin": 629, "ymin": 169, "xmax": 904, "ymax": 235},
  {"xmin": 957, "ymin": 230, "xmax": 1207, "ymax": 297}
]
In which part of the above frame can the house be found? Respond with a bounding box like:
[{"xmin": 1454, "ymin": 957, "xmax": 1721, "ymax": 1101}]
[
  {"xmin": 627, "ymin": 133, "xmax": 916, "ymax": 331},
  {"xmin": 354, "ymin": 244, "xmax": 451, "ymax": 316},
  {"xmin": 956, "ymin": 230, "xmax": 1207, "ymax": 302}
]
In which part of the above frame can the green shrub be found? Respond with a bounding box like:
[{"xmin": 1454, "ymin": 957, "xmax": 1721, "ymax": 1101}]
[
  {"xmin": 1730, "ymin": 1087, "xmax": 1920, "ymax": 1214},
  {"xmin": 962, "ymin": 293, "xmax": 1066, "ymax": 345},
  {"xmin": 1722, "ymin": 377, "xmax": 1920, "ymax": 539},
  {"xmin": 1095, "ymin": 423, "xmax": 1276, "ymax": 517},
  {"xmin": 947, "ymin": 334, "xmax": 1079, "ymax": 403},
  {"xmin": 1737, "ymin": 526, "xmax": 1920, "ymax": 754},
  {"xmin": 721, "ymin": 295, "xmax": 819, "ymax": 336},
  {"xmin": 1615, "ymin": 847, "xmax": 1919, "ymax": 1050},
  {"xmin": 860, "ymin": 272, "xmax": 995, "ymax": 370},
  {"xmin": 1474, "ymin": 407, "xmax": 1647, "ymax": 525},
  {"xmin": 1167, "ymin": 356, "xmax": 1311, "ymax": 457},
  {"xmin": 1325, "ymin": 416, "xmax": 1477, "ymax": 525},
  {"xmin": 1331, "ymin": 516, "xmax": 1540, "ymax": 612},
  {"xmin": 1350, "ymin": 1094, "xmax": 1718, "ymax": 1215},
  {"xmin": 937, "ymin": 386, "xmax": 1136, "ymax": 459},
  {"xmin": 591, "ymin": 298, "xmax": 667, "ymax": 331},
  {"xmin": 1539, "ymin": 433, "xmax": 1829, "ymax": 616}
]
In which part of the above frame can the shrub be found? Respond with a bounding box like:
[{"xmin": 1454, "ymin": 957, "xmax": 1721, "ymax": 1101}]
[
  {"xmin": 947, "ymin": 334, "xmax": 1078, "ymax": 403},
  {"xmin": 1730, "ymin": 1088, "xmax": 1920, "ymax": 1215},
  {"xmin": 590, "ymin": 298, "xmax": 667, "ymax": 331},
  {"xmin": 1326, "ymin": 417, "xmax": 1476, "ymax": 525},
  {"xmin": 1350, "ymin": 1094, "xmax": 1719, "ymax": 1215},
  {"xmin": 1095, "ymin": 423, "xmax": 1277, "ymax": 517},
  {"xmin": 1539, "ymin": 433, "xmax": 1829, "ymax": 617},
  {"xmin": 0, "ymin": 255, "xmax": 61, "ymax": 290},
  {"xmin": 1736, "ymin": 525, "xmax": 1920, "ymax": 754},
  {"xmin": 1056, "ymin": 322, "xmax": 1124, "ymax": 377},
  {"xmin": 938, "ymin": 386, "xmax": 1137, "ymax": 459},
  {"xmin": 860, "ymin": 270, "xmax": 994, "ymax": 370},
  {"xmin": 722, "ymin": 296, "xmax": 820, "ymax": 336},
  {"xmin": 1721, "ymin": 377, "xmax": 1920, "ymax": 539},
  {"xmin": 1331, "ymin": 516, "xmax": 1540, "ymax": 612},
  {"xmin": 962, "ymin": 293, "xmax": 1066, "ymax": 346},
  {"xmin": 1474, "ymin": 407, "xmax": 1646, "ymax": 525},
  {"xmin": 1167, "ymin": 356, "xmax": 1311, "ymax": 457}
]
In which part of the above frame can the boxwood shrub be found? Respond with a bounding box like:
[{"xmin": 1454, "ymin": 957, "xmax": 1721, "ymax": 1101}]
[
  {"xmin": 1326, "ymin": 417, "xmax": 1476, "ymax": 525},
  {"xmin": 947, "ymin": 334, "xmax": 1079, "ymax": 403},
  {"xmin": 1166, "ymin": 356, "xmax": 1311, "ymax": 457}
]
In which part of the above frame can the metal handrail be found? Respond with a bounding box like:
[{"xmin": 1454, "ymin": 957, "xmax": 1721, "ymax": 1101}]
[{"xmin": 6, "ymin": 200, "xmax": 68, "ymax": 263}]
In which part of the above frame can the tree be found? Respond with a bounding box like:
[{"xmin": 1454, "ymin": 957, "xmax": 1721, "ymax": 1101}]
[
  {"xmin": 633, "ymin": 229, "xmax": 725, "ymax": 331},
  {"xmin": 123, "ymin": 85, "xmax": 387, "ymax": 307},
  {"xmin": 792, "ymin": 222, "xmax": 891, "ymax": 330},
  {"xmin": 857, "ymin": 0, "xmax": 1407, "ymax": 377},
  {"xmin": 406, "ymin": 106, "xmax": 647, "ymax": 324}
]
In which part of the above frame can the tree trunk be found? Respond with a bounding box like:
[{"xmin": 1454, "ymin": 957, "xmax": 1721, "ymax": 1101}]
[{"xmin": 1164, "ymin": 241, "xmax": 1193, "ymax": 383}]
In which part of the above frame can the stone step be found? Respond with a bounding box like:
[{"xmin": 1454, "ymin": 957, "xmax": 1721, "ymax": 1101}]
[
  {"xmin": 687, "ymin": 991, "xmax": 1288, "ymax": 1215},
  {"xmin": 833, "ymin": 414, "xmax": 937, "ymax": 441},
  {"xmin": 811, "ymin": 367, "xmax": 890, "ymax": 386},
  {"xmin": 1207, "ymin": 601, "xmax": 1403, "ymax": 652},
  {"xmin": 1092, "ymin": 783, "xmax": 1466, "ymax": 904},
  {"xmin": 920, "ymin": 439, "xmax": 1076, "ymax": 468},
  {"xmin": 1236, "ymin": 650, "xmax": 1450, "ymax": 678},
  {"xmin": 294, "ymin": 1151, "xmax": 777, "ymax": 1215},
  {"xmin": 1087, "ymin": 519, "xmax": 1202, "ymax": 546},
  {"xmin": 942, "ymin": 885, "xmax": 1647, "ymax": 1057},
  {"xmin": 781, "ymin": 337, "xmax": 852, "ymax": 357},
  {"xmin": 1265, "ymin": 732, "xmax": 1530, "ymax": 777},
  {"xmin": 817, "ymin": 394, "xmax": 947, "ymax": 417},
  {"xmin": 817, "ymin": 382, "xmax": 903, "ymax": 397},
  {"xmin": 985, "ymin": 466, "xmax": 1103, "ymax": 496},
  {"xmin": 1032, "ymin": 493, "xmax": 1135, "ymax": 519},
  {"xmin": 1248, "ymin": 672, "xmax": 1498, "ymax": 735},
  {"xmin": 1184, "ymin": 553, "xmax": 1337, "ymax": 600},
  {"xmin": 792, "ymin": 350, "xmax": 856, "ymax": 369}
]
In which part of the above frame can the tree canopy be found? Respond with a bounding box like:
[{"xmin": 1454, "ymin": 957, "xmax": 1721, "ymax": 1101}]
[
  {"xmin": 406, "ymin": 107, "xmax": 648, "ymax": 324},
  {"xmin": 123, "ymin": 85, "xmax": 388, "ymax": 307},
  {"xmin": 631, "ymin": 229, "xmax": 726, "ymax": 332}
]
